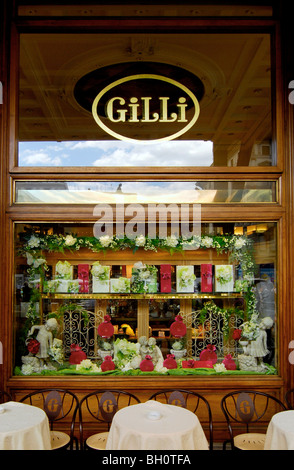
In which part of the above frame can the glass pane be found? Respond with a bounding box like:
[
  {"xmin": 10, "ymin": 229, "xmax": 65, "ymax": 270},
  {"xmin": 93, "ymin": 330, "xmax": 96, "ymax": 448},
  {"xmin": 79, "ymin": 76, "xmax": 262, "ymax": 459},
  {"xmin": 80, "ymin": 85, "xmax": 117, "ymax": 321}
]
[
  {"xmin": 14, "ymin": 221, "xmax": 277, "ymax": 376},
  {"xmin": 15, "ymin": 180, "xmax": 277, "ymax": 204},
  {"xmin": 18, "ymin": 32, "xmax": 273, "ymax": 167}
]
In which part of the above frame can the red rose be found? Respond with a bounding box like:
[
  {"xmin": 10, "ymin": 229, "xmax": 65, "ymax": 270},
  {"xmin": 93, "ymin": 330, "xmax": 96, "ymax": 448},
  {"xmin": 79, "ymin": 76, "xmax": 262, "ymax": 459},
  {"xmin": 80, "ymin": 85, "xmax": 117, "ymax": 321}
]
[
  {"xmin": 233, "ymin": 328, "xmax": 242, "ymax": 340},
  {"xmin": 27, "ymin": 339, "xmax": 40, "ymax": 355}
]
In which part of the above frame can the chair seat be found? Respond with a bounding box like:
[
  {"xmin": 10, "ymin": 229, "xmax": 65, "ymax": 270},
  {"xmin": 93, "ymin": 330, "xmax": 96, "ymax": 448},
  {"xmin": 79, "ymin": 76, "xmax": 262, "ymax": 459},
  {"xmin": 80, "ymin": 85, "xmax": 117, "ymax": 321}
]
[
  {"xmin": 234, "ymin": 433, "xmax": 266, "ymax": 450},
  {"xmin": 51, "ymin": 430, "xmax": 71, "ymax": 450},
  {"xmin": 86, "ymin": 431, "xmax": 109, "ymax": 450}
]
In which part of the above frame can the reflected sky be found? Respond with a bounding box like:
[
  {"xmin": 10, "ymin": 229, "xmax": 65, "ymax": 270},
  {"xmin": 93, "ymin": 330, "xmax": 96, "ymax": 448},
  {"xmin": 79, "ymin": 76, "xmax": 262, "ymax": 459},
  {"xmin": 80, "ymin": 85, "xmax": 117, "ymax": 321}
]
[{"xmin": 18, "ymin": 140, "xmax": 214, "ymax": 167}]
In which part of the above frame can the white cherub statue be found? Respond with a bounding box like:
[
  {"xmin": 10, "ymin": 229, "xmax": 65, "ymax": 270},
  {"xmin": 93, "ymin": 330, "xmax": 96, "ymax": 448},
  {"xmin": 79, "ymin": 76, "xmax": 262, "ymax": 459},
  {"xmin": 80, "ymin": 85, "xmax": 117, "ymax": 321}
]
[
  {"xmin": 246, "ymin": 316, "xmax": 274, "ymax": 368},
  {"xmin": 27, "ymin": 318, "xmax": 59, "ymax": 364}
]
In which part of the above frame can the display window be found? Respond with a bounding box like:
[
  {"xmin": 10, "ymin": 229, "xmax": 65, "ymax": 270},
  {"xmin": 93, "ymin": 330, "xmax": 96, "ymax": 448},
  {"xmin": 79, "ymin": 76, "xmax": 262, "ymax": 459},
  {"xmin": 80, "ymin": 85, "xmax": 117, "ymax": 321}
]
[{"xmin": 14, "ymin": 221, "xmax": 277, "ymax": 377}]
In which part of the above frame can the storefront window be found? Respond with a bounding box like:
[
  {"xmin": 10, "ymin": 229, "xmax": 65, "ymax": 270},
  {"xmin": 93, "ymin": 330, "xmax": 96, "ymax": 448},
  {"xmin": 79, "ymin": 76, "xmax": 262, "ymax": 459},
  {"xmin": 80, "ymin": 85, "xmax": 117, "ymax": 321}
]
[
  {"xmin": 14, "ymin": 180, "xmax": 277, "ymax": 204},
  {"xmin": 14, "ymin": 221, "xmax": 277, "ymax": 376},
  {"xmin": 18, "ymin": 32, "xmax": 273, "ymax": 168}
]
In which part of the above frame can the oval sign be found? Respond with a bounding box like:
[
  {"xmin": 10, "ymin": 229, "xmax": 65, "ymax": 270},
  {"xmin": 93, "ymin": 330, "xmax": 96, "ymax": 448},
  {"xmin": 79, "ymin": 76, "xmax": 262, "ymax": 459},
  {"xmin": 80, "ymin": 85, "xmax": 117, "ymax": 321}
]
[
  {"xmin": 236, "ymin": 392, "xmax": 255, "ymax": 423},
  {"xmin": 44, "ymin": 390, "xmax": 63, "ymax": 421},
  {"xmin": 92, "ymin": 74, "xmax": 200, "ymax": 143}
]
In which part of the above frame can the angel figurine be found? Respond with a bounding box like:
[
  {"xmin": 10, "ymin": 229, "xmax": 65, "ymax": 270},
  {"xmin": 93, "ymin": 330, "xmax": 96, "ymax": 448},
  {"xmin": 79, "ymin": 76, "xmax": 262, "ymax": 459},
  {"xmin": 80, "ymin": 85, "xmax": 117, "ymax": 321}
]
[{"xmin": 27, "ymin": 318, "xmax": 58, "ymax": 364}]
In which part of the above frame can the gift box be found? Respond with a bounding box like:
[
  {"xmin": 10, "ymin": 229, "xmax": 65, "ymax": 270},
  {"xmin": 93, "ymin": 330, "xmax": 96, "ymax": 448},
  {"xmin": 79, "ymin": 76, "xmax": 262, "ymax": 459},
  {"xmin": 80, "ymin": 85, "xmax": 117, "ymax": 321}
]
[
  {"xmin": 43, "ymin": 279, "xmax": 59, "ymax": 293},
  {"xmin": 78, "ymin": 264, "xmax": 89, "ymax": 293},
  {"xmin": 201, "ymin": 264, "xmax": 213, "ymax": 293},
  {"xmin": 55, "ymin": 279, "xmax": 79, "ymax": 293},
  {"xmin": 91, "ymin": 263, "xmax": 110, "ymax": 293},
  {"xmin": 131, "ymin": 263, "xmax": 157, "ymax": 293},
  {"xmin": 67, "ymin": 280, "xmax": 79, "ymax": 293},
  {"xmin": 55, "ymin": 279, "xmax": 70, "ymax": 293},
  {"xmin": 215, "ymin": 265, "xmax": 234, "ymax": 292},
  {"xmin": 176, "ymin": 265, "xmax": 195, "ymax": 293},
  {"xmin": 160, "ymin": 265, "xmax": 172, "ymax": 293},
  {"xmin": 110, "ymin": 277, "xmax": 131, "ymax": 293},
  {"xmin": 55, "ymin": 261, "xmax": 73, "ymax": 280}
]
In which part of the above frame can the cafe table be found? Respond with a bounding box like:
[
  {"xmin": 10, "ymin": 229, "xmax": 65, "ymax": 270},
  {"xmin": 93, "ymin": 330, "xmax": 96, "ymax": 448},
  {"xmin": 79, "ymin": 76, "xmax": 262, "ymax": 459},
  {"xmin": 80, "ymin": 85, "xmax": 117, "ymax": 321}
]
[
  {"xmin": 105, "ymin": 400, "xmax": 209, "ymax": 450},
  {"xmin": 0, "ymin": 401, "xmax": 52, "ymax": 450},
  {"xmin": 264, "ymin": 410, "xmax": 294, "ymax": 450}
]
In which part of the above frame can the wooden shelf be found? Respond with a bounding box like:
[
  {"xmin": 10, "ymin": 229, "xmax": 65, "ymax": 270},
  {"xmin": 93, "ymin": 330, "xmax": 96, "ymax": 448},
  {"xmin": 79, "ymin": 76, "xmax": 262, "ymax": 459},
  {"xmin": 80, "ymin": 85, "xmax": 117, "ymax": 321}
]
[{"xmin": 41, "ymin": 292, "xmax": 243, "ymax": 300}]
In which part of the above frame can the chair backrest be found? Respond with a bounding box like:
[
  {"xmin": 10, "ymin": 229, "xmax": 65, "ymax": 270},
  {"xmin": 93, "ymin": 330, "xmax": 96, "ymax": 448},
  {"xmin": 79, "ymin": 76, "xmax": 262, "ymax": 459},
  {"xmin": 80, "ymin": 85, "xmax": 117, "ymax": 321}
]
[
  {"xmin": 221, "ymin": 390, "xmax": 286, "ymax": 436},
  {"xmin": 19, "ymin": 388, "xmax": 79, "ymax": 433},
  {"xmin": 148, "ymin": 389, "xmax": 213, "ymax": 450},
  {"xmin": 79, "ymin": 389, "xmax": 140, "ymax": 449},
  {"xmin": 285, "ymin": 389, "xmax": 294, "ymax": 409},
  {"xmin": 0, "ymin": 390, "xmax": 12, "ymax": 403}
]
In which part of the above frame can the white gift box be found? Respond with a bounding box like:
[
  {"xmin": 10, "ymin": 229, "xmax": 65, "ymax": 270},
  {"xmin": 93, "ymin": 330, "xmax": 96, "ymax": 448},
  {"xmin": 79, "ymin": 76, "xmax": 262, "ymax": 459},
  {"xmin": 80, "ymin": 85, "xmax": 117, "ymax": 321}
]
[
  {"xmin": 67, "ymin": 280, "xmax": 80, "ymax": 293},
  {"xmin": 55, "ymin": 279, "xmax": 70, "ymax": 293},
  {"xmin": 110, "ymin": 277, "xmax": 131, "ymax": 293},
  {"xmin": 215, "ymin": 265, "xmax": 234, "ymax": 292},
  {"xmin": 176, "ymin": 265, "xmax": 195, "ymax": 293},
  {"xmin": 92, "ymin": 278, "xmax": 110, "ymax": 293}
]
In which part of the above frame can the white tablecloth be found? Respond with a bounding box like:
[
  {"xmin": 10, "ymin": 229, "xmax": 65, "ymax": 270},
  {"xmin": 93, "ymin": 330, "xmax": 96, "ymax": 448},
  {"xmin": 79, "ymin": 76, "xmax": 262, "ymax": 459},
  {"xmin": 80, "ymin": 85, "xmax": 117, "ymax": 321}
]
[
  {"xmin": 0, "ymin": 401, "xmax": 52, "ymax": 450},
  {"xmin": 105, "ymin": 400, "xmax": 209, "ymax": 450},
  {"xmin": 264, "ymin": 410, "xmax": 294, "ymax": 450}
]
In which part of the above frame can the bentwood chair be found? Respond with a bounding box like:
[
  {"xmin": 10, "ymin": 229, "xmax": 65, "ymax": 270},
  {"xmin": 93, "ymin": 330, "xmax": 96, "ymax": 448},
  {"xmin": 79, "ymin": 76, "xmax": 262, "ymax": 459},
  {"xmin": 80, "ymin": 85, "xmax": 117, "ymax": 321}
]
[
  {"xmin": 0, "ymin": 390, "xmax": 12, "ymax": 403},
  {"xmin": 20, "ymin": 388, "xmax": 79, "ymax": 450},
  {"xmin": 79, "ymin": 390, "xmax": 141, "ymax": 450},
  {"xmin": 148, "ymin": 389, "xmax": 213, "ymax": 450},
  {"xmin": 285, "ymin": 389, "xmax": 294, "ymax": 409},
  {"xmin": 221, "ymin": 390, "xmax": 286, "ymax": 450}
]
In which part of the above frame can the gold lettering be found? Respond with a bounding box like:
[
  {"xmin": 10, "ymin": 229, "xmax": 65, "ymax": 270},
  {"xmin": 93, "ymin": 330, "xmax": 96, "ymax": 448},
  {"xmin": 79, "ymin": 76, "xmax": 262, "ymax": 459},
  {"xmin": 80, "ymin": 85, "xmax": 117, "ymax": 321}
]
[
  {"xmin": 106, "ymin": 97, "xmax": 127, "ymax": 122},
  {"xmin": 177, "ymin": 97, "xmax": 188, "ymax": 122},
  {"xmin": 141, "ymin": 97, "xmax": 159, "ymax": 122},
  {"xmin": 128, "ymin": 97, "xmax": 140, "ymax": 122},
  {"xmin": 159, "ymin": 97, "xmax": 177, "ymax": 122}
]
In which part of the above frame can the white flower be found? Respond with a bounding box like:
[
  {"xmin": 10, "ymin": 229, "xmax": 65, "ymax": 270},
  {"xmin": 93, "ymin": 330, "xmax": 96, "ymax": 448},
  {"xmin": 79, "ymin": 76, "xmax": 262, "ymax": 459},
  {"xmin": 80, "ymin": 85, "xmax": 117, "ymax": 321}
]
[
  {"xmin": 26, "ymin": 252, "xmax": 34, "ymax": 265},
  {"xmin": 234, "ymin": 237, "xmax": 247, "ymax": 249},
  {"xmin": 33, "ymin": 257, "xmax": 46, "ymax": 268},
  {"xmin": 164, "ymin": 235, "xmax": 178, "ymax": 247},
  {"xmin": 27, "ymin": 235, "xmax": 40, "ymax": 248},
  {"xmin": 99, "ymin": 235, "xmax": 113, "ymax": 247},
  {"xmin": 91, "ymin": 262, "xmax": 110, "ymax": 280},
  {"xmin": 172, "ymin": 340, "xmax": 184, "ymax": 351},
  {"xmin": 64, "ymin": 235, "xmax": 77, "ymax": 246},
  {"xmin": 76, "ymin": 359, "xmax": 101, "ymax": 372},
  {"xmin": 21, "ymin": 364, "xmax": 34, "ymax": 375},
  {"xmin": 214, "ymin": 363, "xmax": 227, "ymax": 373},
  {"xmin": 55, "ymin": 261, "xmax": 72, "ymax": 278},
  {"xmin": 201, "ymin": 236, "xmax": 213, "ymax": 248},
  {"xmin": 135, "ymin": 235, "xmax": 146, "ymax": 246}
]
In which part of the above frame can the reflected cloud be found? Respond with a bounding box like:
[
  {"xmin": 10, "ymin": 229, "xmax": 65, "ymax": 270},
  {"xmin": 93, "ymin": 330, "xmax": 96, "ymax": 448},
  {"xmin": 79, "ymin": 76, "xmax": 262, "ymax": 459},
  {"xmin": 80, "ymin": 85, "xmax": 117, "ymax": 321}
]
[{"xmin": 19, "ymin": 140, "xmax": 213, "ymax": 167}]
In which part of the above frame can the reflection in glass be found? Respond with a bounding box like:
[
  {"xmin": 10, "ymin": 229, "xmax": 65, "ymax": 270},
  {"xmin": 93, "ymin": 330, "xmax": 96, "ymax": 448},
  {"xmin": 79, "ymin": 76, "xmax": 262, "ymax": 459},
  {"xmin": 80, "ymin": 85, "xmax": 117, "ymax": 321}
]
[
  {"xmin": 15, "ymin": 180, "xmax": 276, "ymax": 204},
  {"xmin": 18, "ymin": 32, "xmax": 273, "ymax": 167}
]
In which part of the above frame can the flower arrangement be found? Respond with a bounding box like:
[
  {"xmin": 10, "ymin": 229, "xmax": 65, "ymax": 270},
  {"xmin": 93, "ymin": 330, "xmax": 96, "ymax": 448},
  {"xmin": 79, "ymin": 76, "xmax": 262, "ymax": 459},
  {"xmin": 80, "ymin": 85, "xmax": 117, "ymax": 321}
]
[
  {"xmin": 76, "ymin": 359, "xmax": 101, "ymax": 373},
  {"xmin": 55, "ymin": 260, "xmax": 72, "ymax": 279},
  {"xmin": 111, "ymin": 277, "xmax": 130, "ymax": 293},
  {"xmin": 131, "ymin": 262, "xmax": 158, "ymax": 293},
  {"xmin": 176, "ymin": 266, "xmax": 196, "ymax": 291},
  {"xmin": 215, "ymin": 265, "xmax": 233, "ymax": 285},
  {"xmin": 113, "ymin": 338, "xmax": 141, "ymax": 370},
  {"xmin": 240, "ymin": 316, "xmax": 260, "ymax": 340},
  {"xmin": 91, "ymin": 262, "xmax": 110, "ymax": 281},
  {"xmin": 48, "ymin": 338, "xmax": 64, "ymax": 364}
]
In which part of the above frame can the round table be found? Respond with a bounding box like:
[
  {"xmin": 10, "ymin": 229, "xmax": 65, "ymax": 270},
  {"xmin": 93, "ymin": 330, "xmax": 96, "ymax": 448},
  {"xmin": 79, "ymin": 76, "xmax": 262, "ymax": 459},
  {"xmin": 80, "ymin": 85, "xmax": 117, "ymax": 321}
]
[
  {"xmin": 264, "ymin": 410, "xmax": 294, "ymax": 450},
  {"xmin": 0, "ymin": 401, "xmax": 52, "ymax": 450},
  {"xmin": 105, "ymin": 400, "xmax": 209, "ymax": 450}
]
